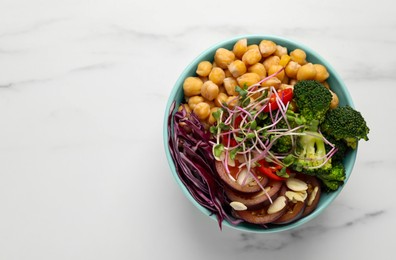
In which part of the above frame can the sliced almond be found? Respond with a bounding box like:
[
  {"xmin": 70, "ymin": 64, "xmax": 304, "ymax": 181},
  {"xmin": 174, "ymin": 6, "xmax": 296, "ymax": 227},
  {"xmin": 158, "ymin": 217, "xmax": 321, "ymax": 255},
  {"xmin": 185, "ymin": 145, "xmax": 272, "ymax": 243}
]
[
  {"xmin": 230, "ymin": 201, "xmax": 247, "ymax": 211},
  {"xmin": 285, "ymin": 190, "xmax": 308, "ymax": 203},
  {"xmin": 267, "ymin": 196, "xmax": 286, "ymax": 214},
  {"xmin": 236, "ymin": 168, "xmax": 253, "ymax": 185},
  {"xmin": 307, "ymin": 186, "xmax": 319, "ymax": 206},
  {"xmin": 286, "ymin": 177, "xmax": 308, "ymax": 192}
]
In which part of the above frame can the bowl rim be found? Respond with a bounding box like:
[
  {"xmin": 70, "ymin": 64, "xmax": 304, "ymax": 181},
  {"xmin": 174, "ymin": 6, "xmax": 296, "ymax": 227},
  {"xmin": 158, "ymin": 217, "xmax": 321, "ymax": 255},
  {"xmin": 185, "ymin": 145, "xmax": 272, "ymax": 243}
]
[{"xmin": 163, "ymin": 34, "xmax": 357, "ymax": 233}]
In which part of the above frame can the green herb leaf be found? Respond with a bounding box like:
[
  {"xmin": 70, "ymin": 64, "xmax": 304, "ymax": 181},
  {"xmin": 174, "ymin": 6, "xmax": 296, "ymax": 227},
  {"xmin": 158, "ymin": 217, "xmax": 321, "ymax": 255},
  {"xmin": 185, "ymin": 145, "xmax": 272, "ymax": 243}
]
[
  {"xmin": 246, "ymin": 132, "xmax": 256, "ymax": 139},
  {"xmin": 276, "ymin": 167, "xmax": 290, "ymax": 178},
  {"xmin": 212, "ymin": 109, "xmax": 222, "ymax": 121},
  {"xmin": 229, "ymin": 147, "xmax": 242, "ymax": 160},
  {"xmin": 241, "ymin": 97, "xmax": 250, "ymax": 107},
  {"xmin": 257, "ymin": 112, "xmax": 268, "ymax": 121},
  {"xmin": 213, "ymin": 144, "xmax": 224, "ymax": 159},
  {"xmin": 282, "ymin": 154, "xmax": 295, "ymax": 167},
  {"xmin": 235, "ymin": 136, "xmax": 244, "ymax": 142},
  {"xmin": 218, "ymin": 122, "xmax": 230, "ymax": 131},
  {"xmin": 235, "ymin": 86, "xmax": 248, "ymax": 98},
  {"xmin": 209, "ymin": 126, "xmax": 218, "ymax": 135}
]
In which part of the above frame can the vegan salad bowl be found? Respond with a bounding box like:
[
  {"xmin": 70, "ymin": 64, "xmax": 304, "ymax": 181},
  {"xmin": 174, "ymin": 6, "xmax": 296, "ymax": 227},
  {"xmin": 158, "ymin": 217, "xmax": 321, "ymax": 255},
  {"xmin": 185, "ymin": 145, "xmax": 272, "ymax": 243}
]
[{"xmin": 163, "ymin": 35, "xmax": 369, "ymax": 233}]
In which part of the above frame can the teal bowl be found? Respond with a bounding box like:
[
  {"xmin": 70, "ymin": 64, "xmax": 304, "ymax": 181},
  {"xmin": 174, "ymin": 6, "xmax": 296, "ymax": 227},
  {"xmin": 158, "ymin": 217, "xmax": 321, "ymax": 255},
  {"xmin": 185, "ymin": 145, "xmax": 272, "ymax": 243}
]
[{"xmin": 163, "ymin": 35, "xmax": 357, "ymax": 233}]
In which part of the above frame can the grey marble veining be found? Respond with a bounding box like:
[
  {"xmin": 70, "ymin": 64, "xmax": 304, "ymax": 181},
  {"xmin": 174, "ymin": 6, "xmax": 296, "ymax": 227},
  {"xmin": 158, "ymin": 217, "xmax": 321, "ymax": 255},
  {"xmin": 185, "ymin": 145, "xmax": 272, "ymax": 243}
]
[{"xmin": 0, "ymin": 0, "xmax": 395, "ymax": 259}]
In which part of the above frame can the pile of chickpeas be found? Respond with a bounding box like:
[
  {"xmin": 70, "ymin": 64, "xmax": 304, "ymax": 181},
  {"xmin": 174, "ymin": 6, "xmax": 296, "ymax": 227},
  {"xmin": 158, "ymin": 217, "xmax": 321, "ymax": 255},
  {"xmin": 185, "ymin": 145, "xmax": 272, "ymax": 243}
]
[{"xmin": 181, "ymin": 38, "xmax": 339, "ymax": 126}]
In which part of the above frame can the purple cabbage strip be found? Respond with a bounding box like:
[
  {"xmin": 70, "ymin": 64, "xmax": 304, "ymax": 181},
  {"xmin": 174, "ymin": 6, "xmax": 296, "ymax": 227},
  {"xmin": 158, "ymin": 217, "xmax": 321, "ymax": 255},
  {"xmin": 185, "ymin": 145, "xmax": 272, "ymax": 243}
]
[{"xmin": 167, "ymin": 102, "xmax": 242, "ymax": 229}]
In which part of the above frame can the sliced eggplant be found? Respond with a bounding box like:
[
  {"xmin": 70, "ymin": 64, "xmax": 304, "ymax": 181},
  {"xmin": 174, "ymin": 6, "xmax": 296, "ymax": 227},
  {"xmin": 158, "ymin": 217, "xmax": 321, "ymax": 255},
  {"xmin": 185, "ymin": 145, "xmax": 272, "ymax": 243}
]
[
  {"xmin": 233, "ymin": 202, "xmax": 287, "ymax": 224},
  {"xmin": 225, "ymin": 180, "xmax": 282, "ymax": 209},
  {"xmin": 299, "ymin": 175, "xmax": 321, "ymax": 217},
  {"xmin": 272, "ymin": 201, "xmax": 306, "ymax": 224}
]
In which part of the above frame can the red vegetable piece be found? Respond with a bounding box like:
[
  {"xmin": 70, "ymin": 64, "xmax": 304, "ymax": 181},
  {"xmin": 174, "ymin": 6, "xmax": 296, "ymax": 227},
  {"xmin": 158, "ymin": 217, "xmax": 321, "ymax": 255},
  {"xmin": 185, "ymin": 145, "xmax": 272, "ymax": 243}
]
[
  {"xmin": 263, "ymin": 88, "xmax": 293, "ymax": 112},
  {"xmin": 222, "ymin": 133, "xmax": 238, "ymax": 147},
  {"xmin": 257, "ymin": 160, "xmax": 287, "ymax": 181}
]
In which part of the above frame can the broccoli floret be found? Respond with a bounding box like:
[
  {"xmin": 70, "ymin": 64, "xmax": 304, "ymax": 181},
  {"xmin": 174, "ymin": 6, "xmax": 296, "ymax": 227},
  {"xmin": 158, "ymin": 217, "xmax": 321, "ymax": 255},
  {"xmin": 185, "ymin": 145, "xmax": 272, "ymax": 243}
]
[
  {"xmin": 320, "ymin": 179, "xmax": 341, "ymax": 191},
  {"xmin": 321, "ymin": 106, "xmax": 370, "ymax": 149},
  {"xmin": 293, "ymin": 80, "xmax": 332, "ymax": 123},
  {"xmin": 293, "ymin": 129, "xmax": 332, "ymax": 174},
  {"xmin": 316, "ymin": 162, "xmax": 346, "ymax": 191},
  {"xmin": 271, "ymin": 118, "xmax": 297, "ymax": 153},
  {"xmin": 272, "ymin": 134, "xmax": 293, "ymax": 153},
  {"xmin": 323, "ymin": 133, "xmax": 350, "ymax": 163}
]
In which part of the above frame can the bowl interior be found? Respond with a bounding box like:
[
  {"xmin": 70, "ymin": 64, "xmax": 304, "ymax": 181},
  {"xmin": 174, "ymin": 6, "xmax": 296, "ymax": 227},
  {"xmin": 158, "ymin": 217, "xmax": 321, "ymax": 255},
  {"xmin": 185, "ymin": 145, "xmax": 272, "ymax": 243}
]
[{"xmin": 163, "ymin": 35, "xmax": 357, "ymax": 233}]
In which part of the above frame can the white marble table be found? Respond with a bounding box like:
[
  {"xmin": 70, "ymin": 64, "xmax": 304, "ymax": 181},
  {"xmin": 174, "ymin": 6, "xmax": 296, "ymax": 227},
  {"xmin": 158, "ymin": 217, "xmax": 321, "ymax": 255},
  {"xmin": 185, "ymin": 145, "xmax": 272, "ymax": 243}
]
[{"xmin": 0, "ymin": 0, "xmax": 394, "ymax": 259}]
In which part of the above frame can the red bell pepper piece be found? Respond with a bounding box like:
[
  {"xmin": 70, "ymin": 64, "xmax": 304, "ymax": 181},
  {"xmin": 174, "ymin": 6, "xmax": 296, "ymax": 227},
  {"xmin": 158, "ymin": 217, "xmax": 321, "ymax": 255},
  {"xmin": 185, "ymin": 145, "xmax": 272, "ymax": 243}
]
[
  {"xmin": 263, "ymin": 88, "xmax": 293, "ymax": 113},
  {"xmin": 257, "ymin": 160, "xmax": 288, "ymax": 181}
]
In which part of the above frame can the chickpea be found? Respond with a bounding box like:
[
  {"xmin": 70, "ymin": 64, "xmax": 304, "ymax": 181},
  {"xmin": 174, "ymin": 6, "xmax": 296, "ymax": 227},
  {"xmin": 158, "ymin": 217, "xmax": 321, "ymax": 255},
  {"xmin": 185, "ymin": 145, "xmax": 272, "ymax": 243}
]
[
  {"xmin": 247, "ymin": 44, "xmax": 260, "ymax": 51},
  {"xmin": 223, "ymin": 77, "xmax": 238, "ymax": 96},
  {"xmin": 261, "ymin": 77, "xmax": 281, "ymax": 89},
  {"xmin": 208, "ymin": 107, "xmax": 220, "ymax": 125},
  {"xmin": 209, "ymin": 67, "xmax": 225, "ymax": 85},
  {"xmin": 228, "ymin": 60, "xmax": 247, "ymax": 78},
  {"xmin": 297, "ymin": 63, "xmax": 317, "ymax": 80},
  {"xmin": 274, "ymin": 45, "xmax": 288, "ymax": 58},
  {"xmin": 263, "ymin": 55, "xmax": 280, "ymax": 71},
  {"xmin": 193, "ymin": 102, "xmax": 211, "ymax": 121},
  {"xmin": 248, "ymin": 63, "xmax": 267, "ymax": 79},
  {"xmin": 226, "ymin": 96, "xmax": 238, "ymax": 108},
  {"xmin": 290, "ymin": 49, "xmax": 307, "ymax": 65},
  {"xmin": 201, "ymin": 80, "xmax": 219, "ymax": 101},
  {"xmin": 242, "ymin": 48, "xmax": 262, "ymax": 66},
  {"xmin": 285, "ymin": 61, "xmax": 301, "ymax": 79},
  {"xmin": 268, "ymin": 64, "xmax": 285, "ymax": 81},
  {"xmin": 233, "ymin": 38, "xmax": 248, "ymax": 59},
  {"xmin": 214, "ymin": 92, "xmax": 228, "ymax": 107},
  {"xmin": 183, "ymin": 77, "xmax": 203, "ymax": 97},
  {"xmin": 196, "ymin": 61, "xmax": 213, "ymax": 77},
  {"xmin": 313, "ymin": 64, "xmax": 330, "ymax": 82},
  {"xmin": 214, "ymin": 48, "xmax": 235, "ymax": 69},
  {"xmin": 219, "ymin": 85, "xmax": 227, "ymax": 94},
  {"xmin": 259, "ymin": 40, "xmax": 277, "ymax": 58},
  {"xmin": 329, "ymin": 90, "xmax": 339, "ymax": 109},
  {"xmin": 188, "ymin": 95, "xmax": 205, "ymax": 110},
  {"xmin": 237, "ymin": 72, "xmax": 260, "ymax": 88}
]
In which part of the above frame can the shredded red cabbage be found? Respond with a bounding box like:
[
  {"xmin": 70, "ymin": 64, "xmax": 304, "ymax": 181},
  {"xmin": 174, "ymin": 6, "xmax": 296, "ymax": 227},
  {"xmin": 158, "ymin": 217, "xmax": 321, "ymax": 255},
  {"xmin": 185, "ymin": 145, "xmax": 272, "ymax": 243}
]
[{"xmin": 167, "ymin": 101, "xmax": 242, "ymax": 229}]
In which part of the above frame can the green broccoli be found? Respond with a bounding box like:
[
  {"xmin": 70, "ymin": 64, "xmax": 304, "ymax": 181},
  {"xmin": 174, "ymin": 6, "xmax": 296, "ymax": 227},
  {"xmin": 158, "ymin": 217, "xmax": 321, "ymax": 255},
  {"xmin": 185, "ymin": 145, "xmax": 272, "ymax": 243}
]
[
  {"xmin": 271, "ymin": 118, "xmax": 298, "ymax": 154},
  {"xmin": 293, "ymin": 129, "xmax": 332, "ymax": 174},
  {"xmin": 323, "ymin": 133, "xmax": 350, "ymax": 163},
  {"xmin": 321, "ymin": 106, "xmax": 370, "ymax": 149},
  {"xmin": 320, "ymin": 179, "xmax": 342, "ymax": 191},
  {"xmin": 315, "ymin": 162, "xmax": 346, "ymax": 191},
  {"xmin": 293, "ymin": 80, "xmax": 332, "ymax": 123},
  {"xmin": 272, "ymin": 134, "xmax": 293, "ymax": 154}
]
